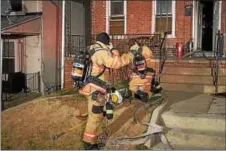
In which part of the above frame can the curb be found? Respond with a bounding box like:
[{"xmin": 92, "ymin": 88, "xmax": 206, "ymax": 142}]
[{"xmin": 144, "ymin": 98, "xmax": 169, "ymax": 148}]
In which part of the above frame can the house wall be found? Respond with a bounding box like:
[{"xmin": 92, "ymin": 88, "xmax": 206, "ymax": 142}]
[
  {"xmin": 42, "ymin": 1, "xmax": 62, "ymax": 91},
  {"xmin": 91, "ymin": 1, "xmax": 106, "ymax": 35},
  {"xmin": 127, "ymin": 1, "xmax": 152, "ymax": 34}
]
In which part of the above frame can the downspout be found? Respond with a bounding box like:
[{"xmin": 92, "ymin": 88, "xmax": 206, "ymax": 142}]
[
  {"xmin": 0, "ymin": 0, "xmax": 2, "ymax": 109},
  {"xmin": 61, "ymin": 0, "xmax": 65, "ymax": 89}
]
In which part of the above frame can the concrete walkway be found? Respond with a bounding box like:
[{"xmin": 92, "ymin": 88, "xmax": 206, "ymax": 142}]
[{"xmin": 152, "ymin": 91, "xmax": 226, "ymax": 150}]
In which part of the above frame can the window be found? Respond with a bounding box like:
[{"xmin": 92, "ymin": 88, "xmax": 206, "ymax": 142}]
[
  {"xmin": 2, "ymin": 41, "xmax": 15, "ymax": 74},
  {"xmin": 109, "ymin": 0, "xmax": 125, "ymax": 34},
  {"xmin": 10, "ymin": 0, "xmax": 23, "ymax": 12},
  {"xmin": 154, "ymin": 0, "xmax": 175, "ymax": 36}
]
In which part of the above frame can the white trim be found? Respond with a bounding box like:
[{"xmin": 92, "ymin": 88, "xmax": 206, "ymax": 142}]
[
  {"xmin": 2, "ymin": 39, "xmax": 19, "ymax": 72},
  {"xmin": 61, "ymin": 0, "xmax": 65, "ymax": 89},
  {"xmin": 124, "ymin": 0, "xmax": 127, "ymax": 34},
  {"xmin": 152, "ymin": 0, "xmax": 176, "ymax": 38},
  {"xmin": 192, "ymin": 1, "xmax": 195, "ymax": 40},
  {"xmin": 107, "ymin": 0, "xmax": 127, "ymax": 34},
  {"xmin": 106, "ymin": 1, "xmax": 109, "ymax": 34},
  {"xmin": 219, "ymin": 1, "xmax": 222, "ymax": 30}
]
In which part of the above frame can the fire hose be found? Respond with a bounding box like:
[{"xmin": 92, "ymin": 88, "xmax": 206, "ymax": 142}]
[{"xmin": 101, "ymin": 93, "xmax": 173, "ymax": 150}]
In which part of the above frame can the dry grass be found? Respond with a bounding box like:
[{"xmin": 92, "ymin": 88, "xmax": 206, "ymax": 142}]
[
  {"xmin": 1, "ymin": 95, "xmax": 88, "ymax": 150},
  {"xmin": 1, "ymin": 91, "xmax": 157, "ymax": 150}
]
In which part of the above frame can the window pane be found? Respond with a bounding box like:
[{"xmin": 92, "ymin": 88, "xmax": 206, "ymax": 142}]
[
  {"xmin": 3, "ymin": 42, "xmax": 15, "ymax": 57},
  {"xmin": 10, "ymin": 0, "xmax": 22, "ymax": 12},
  {"xmin": 111, "ymin": 1, "xmax": 124, "ymax": 15},
  {"xmin": 3, "ymin": 58, "xmax": 15, "ymax": 73},
  {"xmin": 110, "ymin": 20, "xmax": 124, "ymax": 34},
  {"xmin": 156, "ymin": 0, "xmax": 172, "ymax": 15},
  {"xmin": 155, "ymin": 17, "xmax": 172, "ymax": 34}
]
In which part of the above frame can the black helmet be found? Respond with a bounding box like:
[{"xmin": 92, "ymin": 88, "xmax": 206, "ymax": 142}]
[{"xmin": 96, "ymin": 32, "xmax": 110, "ymax": 45}]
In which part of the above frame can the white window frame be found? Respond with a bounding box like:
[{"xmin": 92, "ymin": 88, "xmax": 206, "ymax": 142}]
[
  {"xmin": 2, "ymin": 39, "xmax": 19, "ymax": 73},
  {"xmin": 106, "ymin": 0, "xmax": 127, "ymax": 36},
  {"xmin": 152, "ymin": 0, "xmax": 176, "ymax": 38}
]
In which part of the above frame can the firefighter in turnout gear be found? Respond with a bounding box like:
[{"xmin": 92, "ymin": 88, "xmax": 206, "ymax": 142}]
[
  {"xmin": 78, "ymin": 32, "xmax": 134, "ymax": 150},
  {"xmin": 129, "ymin": 40, "xmax": 162, "ymax": 101}
]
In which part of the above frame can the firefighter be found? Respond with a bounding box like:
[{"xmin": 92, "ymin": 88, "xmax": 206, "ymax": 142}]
[
  {"xmin": 128, "ymin": 40, "xmax": 162, "ymax": 99},
  {"xmin": 79, "ymin": 32, "xmax": 135, "ymax": 150}
]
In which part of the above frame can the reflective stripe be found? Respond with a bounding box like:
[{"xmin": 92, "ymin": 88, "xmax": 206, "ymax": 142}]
[
  {"xmin": 106, "ymin": 110, "xmax": 113, "ymax": 114},
  {"xmin": 84, "ymin": 132, "xmax": 97, "ymax": 138},
  {"xmin": 132, "ymin": 83, "xmax": 151, "ymax": 86},
  {"xmin": 156, "ymin": 85, "xmax": 161, "ymax": 89},
  {"xmin": 132, "ymin": 75, "xmax": 152, "ymax": 78}
]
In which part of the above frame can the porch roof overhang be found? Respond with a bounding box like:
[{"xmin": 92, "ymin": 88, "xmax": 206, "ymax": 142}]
[{"xmin": 1, "ymin": 12, "xmax": 42, "ymax": 36}]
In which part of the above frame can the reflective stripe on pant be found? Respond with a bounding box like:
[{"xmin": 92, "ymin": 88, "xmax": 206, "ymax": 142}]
[{"xmin": 83, "ymin": 94, "xmax": 105, "ymax": 144}]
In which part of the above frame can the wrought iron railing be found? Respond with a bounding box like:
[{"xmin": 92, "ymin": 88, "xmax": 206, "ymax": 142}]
[
  {"xmin": 1, "ymin": 72, "xmax": 41, "ymax": 102},
  {"xmin": 212, "ymin": 30, "xmax": 224, "ymax": 94},
  {"xmin": 68, "ymin": 33, "xmax": 168, "ymax": 85}
]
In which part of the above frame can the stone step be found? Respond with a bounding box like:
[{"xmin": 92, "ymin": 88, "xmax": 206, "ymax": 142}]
[
  {"xmin": 161, "ymin": 83, "xmax": 226, "ymax": 93},
  {"xmin": 161, "ymin": 75, "xmax": 226, "ymax": 85},
  {"xmin": 151, "ymin": 129, "xmax": 226, "ymax": 150},
  {"xmin": 162, "ymin": 67, "xmax": 226, "ymax": 76},
  {"xmin": 160, "ymin": 111, "xmax": 226, "ymax": 134}
]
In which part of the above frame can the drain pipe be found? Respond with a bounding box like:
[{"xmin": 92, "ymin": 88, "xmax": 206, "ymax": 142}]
[{"xmin": 61, "ymin": 0, "xmax": 65, "ymax": 89}]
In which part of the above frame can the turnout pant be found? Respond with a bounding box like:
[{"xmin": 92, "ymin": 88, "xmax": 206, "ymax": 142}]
[{"xmin": 83, "ymin": 94, "xmax": 105, "ymax": 145}]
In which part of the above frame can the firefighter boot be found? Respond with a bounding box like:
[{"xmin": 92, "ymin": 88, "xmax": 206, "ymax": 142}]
[{"xmin": 83, "ymin": 141, "xmax": 100, "ymax": 150}]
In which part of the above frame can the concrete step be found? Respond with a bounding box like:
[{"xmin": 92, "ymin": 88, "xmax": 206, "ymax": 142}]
[
  {"xmin": 161, "ymin": 83, "xmax": 226, "ymax": 93},
  {"xmin": 160, "ymin": 111, "xmax": 226, "ymax": 134},
  {"xmin": 151, "ymin": 129, "xmax": 226, "ymax": 150},
  {"xmin": 162, "ymin": 67, "xmax": 226, "ymax": 76},
  {"xmin": 161, "ymin": 75, "xmax": 226, "ymax": 85}
]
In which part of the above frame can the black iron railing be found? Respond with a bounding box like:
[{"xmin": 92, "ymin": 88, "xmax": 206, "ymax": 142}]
[
  {"xmin": 68, "ymin": 33, "xmax": 166, "ymax": 57},
  {"xmin": 1, "ymin": 72, "xmax": 41, "ymax": 102},
  {"xmin": 68, "ymin": 33, "xmax": 168, "ymax": 84},
  {"xmin": 213, "ymin": 30, "xmax": 224, "ymax": 94}
]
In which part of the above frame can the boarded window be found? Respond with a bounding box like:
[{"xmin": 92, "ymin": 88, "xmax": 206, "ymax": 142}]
[
  {"xmin": 3, "ymin": 41, "xmax": 15, "ymax": 73},
  {"xmin": 155, "ymin": 0, "xmax": 172, "ymax": 34},
  {"xmin": 109, "ymin": 0, "xmax": 124, "ymax": 34}
]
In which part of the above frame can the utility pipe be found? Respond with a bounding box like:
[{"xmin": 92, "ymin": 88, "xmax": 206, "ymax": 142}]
[
  {"xmin": 61, "ymin": 0, "xmax": 65, "ymax": 89},
  {"xmin": 0, "ymin": 0, "xmax": 3, "ymax": 110}
]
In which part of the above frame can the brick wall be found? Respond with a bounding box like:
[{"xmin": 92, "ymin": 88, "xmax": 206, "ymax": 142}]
[
  {"xmin": 221, "ymin": 1, "xmax": 226, "ymax": 52},
  {"xmin": 91, "ymin": 1, "xmax": 193, "ymax": 46},
  {"xmin": 127, "ymin": 1, "xmax": 152, "ymax": 34},
  {"xmin": 91, "ymin": 1, "xmax": 106, "ymax": 35}
]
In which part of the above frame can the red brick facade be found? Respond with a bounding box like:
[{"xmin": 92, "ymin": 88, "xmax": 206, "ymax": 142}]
[{"xmin": 64, "ymin": 0, "xmax": 226, "ymax": 89}]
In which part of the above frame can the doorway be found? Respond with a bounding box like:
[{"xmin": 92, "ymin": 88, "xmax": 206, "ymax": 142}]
[
  {"xmin": 201, "ymin": 0, "xmax": 213, "ymax": 51},
  {"xmin": 194, "ymin": 0, "xmax": 221, "ymax": 53}
]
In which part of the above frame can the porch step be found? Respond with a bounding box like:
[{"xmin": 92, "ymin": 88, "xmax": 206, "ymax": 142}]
[
  {"xmin": 161, "ymin": 83, "xmax": 226, "ymax": 93},
  {"xmin": 151, "ymin": 129, "xmax": 226, "ymax": 150},
  {"xmin": 161, "ymin": 75, "xmax": 226, "ymax": 85},
  {"xmin": 162, "ymin": 67, "xmax": 226, "ymax": 76},
  {"xmin": 161, "ymin": 111, "xmax": 226, "ymax": 134}
]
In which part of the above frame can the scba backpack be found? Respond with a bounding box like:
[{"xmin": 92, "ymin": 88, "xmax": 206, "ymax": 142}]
[{"xmin": 71, "ymin": 44, "xmax": 108, "ymax": 89}]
